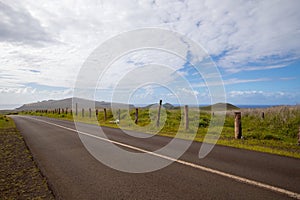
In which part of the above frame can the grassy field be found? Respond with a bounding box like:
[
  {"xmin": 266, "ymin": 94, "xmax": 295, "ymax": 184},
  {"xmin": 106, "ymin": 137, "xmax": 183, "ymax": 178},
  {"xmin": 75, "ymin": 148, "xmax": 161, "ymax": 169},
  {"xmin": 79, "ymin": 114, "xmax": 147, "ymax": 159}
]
[
  {"xmin": 0, "ymin": 115, "xmax": 54, "ymax": 199},
  {"xmin": 20, "ymin": 105, "xmax": 300, "ymax": 158}
]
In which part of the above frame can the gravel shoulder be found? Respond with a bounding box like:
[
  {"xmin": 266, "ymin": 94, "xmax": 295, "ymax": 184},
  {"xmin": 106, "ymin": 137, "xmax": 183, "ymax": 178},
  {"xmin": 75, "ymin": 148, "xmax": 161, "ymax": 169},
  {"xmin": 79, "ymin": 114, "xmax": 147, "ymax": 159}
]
[{"xmin": 0, "ymin": 115, "xmax": 54, "ymax": 199}]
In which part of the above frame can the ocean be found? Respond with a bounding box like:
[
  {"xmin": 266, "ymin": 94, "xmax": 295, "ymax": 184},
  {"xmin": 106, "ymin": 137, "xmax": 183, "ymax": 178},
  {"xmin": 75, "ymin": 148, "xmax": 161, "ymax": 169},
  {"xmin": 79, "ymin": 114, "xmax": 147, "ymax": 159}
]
[
  {"xmin": 133, "ymin": 104, "xmax": 280, "ymax": 109},
  {"xmin": 236, "ymin": 105, "xmax": 280, "ymax": 109}
]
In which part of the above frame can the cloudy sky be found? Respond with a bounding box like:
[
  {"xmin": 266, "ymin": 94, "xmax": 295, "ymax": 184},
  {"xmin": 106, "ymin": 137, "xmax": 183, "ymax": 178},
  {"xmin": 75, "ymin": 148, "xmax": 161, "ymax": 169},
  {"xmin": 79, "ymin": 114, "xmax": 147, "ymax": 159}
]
[{"xmin": 0, "ymin": 0, "xmax": 300, "ymax": 108}]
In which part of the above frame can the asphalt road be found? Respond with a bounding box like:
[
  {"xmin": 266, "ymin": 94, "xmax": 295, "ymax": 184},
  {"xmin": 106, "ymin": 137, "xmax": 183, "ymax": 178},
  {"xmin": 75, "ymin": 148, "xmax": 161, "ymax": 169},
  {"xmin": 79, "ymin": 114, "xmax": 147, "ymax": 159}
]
[{"xmin": 11, "ymin": 115, "xmax": 300, "ymax": 200}]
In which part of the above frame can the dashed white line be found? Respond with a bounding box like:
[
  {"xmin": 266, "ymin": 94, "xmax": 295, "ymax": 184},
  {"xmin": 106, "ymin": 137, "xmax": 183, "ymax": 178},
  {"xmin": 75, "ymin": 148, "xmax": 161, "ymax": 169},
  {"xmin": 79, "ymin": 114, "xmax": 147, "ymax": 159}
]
[{"xmin": 23, "ymin": 116, "xmax": 300, "ymax": 199}]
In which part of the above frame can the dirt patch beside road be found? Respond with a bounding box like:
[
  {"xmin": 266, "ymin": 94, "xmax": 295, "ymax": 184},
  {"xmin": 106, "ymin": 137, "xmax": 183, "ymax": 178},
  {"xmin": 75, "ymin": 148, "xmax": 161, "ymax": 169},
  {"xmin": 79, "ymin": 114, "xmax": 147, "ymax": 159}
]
[{"xmin": 0, "ymin": 115, "xmax": 54, "ymax": 199}]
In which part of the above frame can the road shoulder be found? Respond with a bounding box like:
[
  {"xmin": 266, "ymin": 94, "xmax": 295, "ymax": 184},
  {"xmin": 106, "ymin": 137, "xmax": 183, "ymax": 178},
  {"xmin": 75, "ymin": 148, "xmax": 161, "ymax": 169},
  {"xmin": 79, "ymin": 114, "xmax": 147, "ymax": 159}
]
[{"xmin": 0, "ymin": 115, "xmax": 54, "ymax": 199}]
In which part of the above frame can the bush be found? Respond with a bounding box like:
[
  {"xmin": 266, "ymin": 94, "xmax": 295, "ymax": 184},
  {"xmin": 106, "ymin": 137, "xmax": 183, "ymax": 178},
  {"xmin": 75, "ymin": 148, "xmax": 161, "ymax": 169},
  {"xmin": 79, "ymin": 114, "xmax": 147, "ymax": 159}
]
[
  {"xmin": 199, "ymin": 118, "xmax": 210, "ymax": 128},
  {"xmin": 263, "ymin": 134, "xmax": 281, "ymax": 141}
]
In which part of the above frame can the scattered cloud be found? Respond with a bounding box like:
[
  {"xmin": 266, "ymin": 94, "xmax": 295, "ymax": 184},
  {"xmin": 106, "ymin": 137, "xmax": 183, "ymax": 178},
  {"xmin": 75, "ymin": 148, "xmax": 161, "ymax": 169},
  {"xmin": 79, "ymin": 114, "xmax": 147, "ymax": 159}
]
[
  {"xmin": 279, "ymin": 77, "xmax": 296, "ymax": 81},
  {"xmin": 0, "ymin": 86, "xmax": 73, "ymax": 104},
  {"xmin": 0, "ymin": 2, "xmax": 56, "ymax": 45},
  {"xmin": 229, "ymin": 90, "xmax": 264, "ymax": 97},
  {"xmin": 228, "ymin": 90, "xmax": 300, "ymax": 105},
  {"xmin": 193, "ymin": 77, "xmax": 271, "ymax": 88},
  {"xmin": 0, "ymin": 0, "xmax": 299, "ymax": 105},
  {"xmin": 225, "ymin": 64, "xmax": 289, "ymax": 73},
  {"xmin": 224, "ymin": 78, "xmax": 271, "ymax": 85}
]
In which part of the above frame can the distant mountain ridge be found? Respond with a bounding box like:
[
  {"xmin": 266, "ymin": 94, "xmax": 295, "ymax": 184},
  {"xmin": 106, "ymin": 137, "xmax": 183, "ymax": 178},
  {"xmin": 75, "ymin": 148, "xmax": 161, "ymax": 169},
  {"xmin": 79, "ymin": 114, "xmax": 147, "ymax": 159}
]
[
  {"xmin": 16, "ymin": 98, "xmax": 239, "ymax": 111},
  {"xmin": 16, "ymin": 97, "xmax": 134, "ymax": 111}
]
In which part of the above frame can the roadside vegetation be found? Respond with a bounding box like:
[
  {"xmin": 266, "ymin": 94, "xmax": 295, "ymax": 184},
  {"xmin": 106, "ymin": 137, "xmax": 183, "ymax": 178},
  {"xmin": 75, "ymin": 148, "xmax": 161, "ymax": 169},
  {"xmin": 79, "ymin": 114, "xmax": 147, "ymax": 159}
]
[
  {"xmin": 0, "ymin": 114, "xmax": 54, "ymax": 199},
  {"xmin": 20, "ymin": 104, "xmax": 300, "ymax": 158}
]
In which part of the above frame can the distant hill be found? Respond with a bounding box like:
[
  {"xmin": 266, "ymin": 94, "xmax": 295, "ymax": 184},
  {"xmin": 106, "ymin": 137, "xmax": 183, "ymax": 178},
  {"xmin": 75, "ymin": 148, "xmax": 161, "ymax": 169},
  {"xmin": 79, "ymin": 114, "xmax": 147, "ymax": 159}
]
[
  {"xmin": 16, "ymin": 97, "xmax": 134, "ymax": 111},
  {"xmin": 163, "ymin": 103, "xmax": 175, "ymax": 109},
  {"xmin": 143, "ymin": 102, "xmax": 176, "ymax": 109},
  {"xmin": 201, "ymin": 103, "xmax": 239, "ymax": 111}
]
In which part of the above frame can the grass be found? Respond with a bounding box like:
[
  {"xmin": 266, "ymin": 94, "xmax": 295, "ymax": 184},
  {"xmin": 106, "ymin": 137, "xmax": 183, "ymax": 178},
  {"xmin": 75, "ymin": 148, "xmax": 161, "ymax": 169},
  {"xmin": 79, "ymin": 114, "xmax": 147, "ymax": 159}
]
[
  {"xmin": 20, "ymin": 105, "xmax": 300, "ymax": 158},
  {"xmin": 0, "ymin": 115, "xmax": 54, "ymax": 199},
  {"xmin": 0, "ymin": 115, "xmax": 15, "ymax": 128}
]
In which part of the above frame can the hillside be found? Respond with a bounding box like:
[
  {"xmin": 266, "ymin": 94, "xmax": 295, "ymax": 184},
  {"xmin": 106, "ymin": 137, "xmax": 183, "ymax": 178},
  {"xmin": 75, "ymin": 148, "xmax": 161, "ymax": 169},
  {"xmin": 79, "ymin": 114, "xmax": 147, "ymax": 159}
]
[
  {"xmin": 201, "ymin": 103, "xmax": 239, "ymax": 111},
  {"xmin": 143, "ymin": 102, "xmax": 176, "ymax": 109},
  {"xmin": 16, "ymin": 98, "xmax": 134, "ymax": 111}
]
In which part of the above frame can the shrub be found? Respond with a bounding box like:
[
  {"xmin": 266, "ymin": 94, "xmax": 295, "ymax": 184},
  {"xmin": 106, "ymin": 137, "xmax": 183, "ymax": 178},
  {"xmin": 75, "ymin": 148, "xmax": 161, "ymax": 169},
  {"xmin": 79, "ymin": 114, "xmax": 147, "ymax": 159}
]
[{"xmin": 263, "ymin": 134, "xmax": 281, "ymax": 141}]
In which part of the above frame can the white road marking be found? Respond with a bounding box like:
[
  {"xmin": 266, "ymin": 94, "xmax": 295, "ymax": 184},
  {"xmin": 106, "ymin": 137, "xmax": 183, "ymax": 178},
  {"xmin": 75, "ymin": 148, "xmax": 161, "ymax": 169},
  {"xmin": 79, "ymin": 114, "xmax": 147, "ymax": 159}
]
[{"xmin": 24, "ymin": 116, "xmax": 300, "ymax": 199}]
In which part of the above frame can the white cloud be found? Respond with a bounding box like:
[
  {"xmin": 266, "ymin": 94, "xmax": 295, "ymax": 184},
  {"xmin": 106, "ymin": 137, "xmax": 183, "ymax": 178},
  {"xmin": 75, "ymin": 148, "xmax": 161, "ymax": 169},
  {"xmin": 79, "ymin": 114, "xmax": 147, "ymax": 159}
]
[
  {"xmin": 229, "ymin": 90, "xmax": 264, "ymax": 97},
  {"xmin": 228, "ymin": 90, "xmax": 300, "ymax": 105},
  {"xmin": 224, "ymin": 78, "xmax": 270, "ymax": 85},
  {"xmin": 0, "ymin": 2, "xmax": 55, "ymax": 45},
  {"xmin": 184, "ymin": 0, "xmax": 300, "ymax": 72},
  {"xmin": 225, "ymin": 64, "xmax": 289, "ymax": 73},
  {"xmin": 0, "ymin": 0, "xmax": 299, "ymax": 104},
  {"xmin": 279, "ymin": 77, "xmax": 296, "ymax": 81},
  {"xmin": 0, "ymin": 86, "xmax": 73, "ymax": 104},
  {"xmin": 179, "ymin": 87, "xmax": 199, "ymax": 96},
  {"xmin": 193, "ymin": 77, "xmax": 271, "ymax": 88}
]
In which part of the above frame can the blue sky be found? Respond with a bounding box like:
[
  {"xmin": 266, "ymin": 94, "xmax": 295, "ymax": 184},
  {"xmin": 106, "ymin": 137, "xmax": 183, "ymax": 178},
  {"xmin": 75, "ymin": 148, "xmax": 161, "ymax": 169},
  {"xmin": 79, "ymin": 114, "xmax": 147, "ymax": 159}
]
[
  {"xmin": 225, "ymin": 61, "xmax": 300, "ymax": 105},
  {"xmin": 0, "ymin": 0, "xmax": 300, "ymax": 108}
]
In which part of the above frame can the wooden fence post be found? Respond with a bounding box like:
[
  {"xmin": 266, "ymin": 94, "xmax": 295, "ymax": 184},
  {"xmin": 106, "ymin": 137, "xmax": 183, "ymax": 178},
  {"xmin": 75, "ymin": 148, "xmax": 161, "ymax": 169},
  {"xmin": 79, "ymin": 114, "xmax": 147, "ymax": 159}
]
[
  {"xmin": 135, "ymin": 108, "xmax": 138, "ymax": 124},
  {"xmin": 234, "ymin": 112, "xmax": 242, "ymax": 139},
  {"xmin": 104, "ymin": 108, "xmax": 107, "ymax": 121},
  {"xmin": 118, "ymin": 109, "xmax": 121, "ymax": 123},
  {"xmin": 96, "ymin": 109, "xmax": 98, "ymax": 117},
  {"xmin": 184, "ymin": 105, "xmax": 189, "ymax": 130},
  {"xmin": 65, "ymin": 108, "xmax": 68, "ymax": 114},
  {"xmin": 89, "ymin": 108, "xmax": 91, "ymax": 118},
  {"xmin": 58, "ymin": 108, "xmax": 60, "ymax": 115},
  {"xmin": 82, "ymin": 108, "xmax": 84, "ymax": 118},
  {"xmin": 75, "ymin": 103, "xmax": 78, "ymax": 116},
  {"xmin": 262, "ymin": 112, "xmax": 265, "ymax": 119},
  {"xmin": 157, "ymin": 100, "xmax": 162, "ymax": 127}
]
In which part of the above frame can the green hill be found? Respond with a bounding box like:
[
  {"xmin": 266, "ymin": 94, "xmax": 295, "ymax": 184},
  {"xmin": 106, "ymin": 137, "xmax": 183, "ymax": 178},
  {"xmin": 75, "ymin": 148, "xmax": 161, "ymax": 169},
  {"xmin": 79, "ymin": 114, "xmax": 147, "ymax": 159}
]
[
  {"xmin": 201, "ymin": 103, "xmax": 239, "ymax": 111},
  {"xmin": 16, "ymin": 97, "xmax": 134, "ymax": 111},
  {"xmin": 144, "ymin": 103, "xmax": 176, "ymax": 109}
]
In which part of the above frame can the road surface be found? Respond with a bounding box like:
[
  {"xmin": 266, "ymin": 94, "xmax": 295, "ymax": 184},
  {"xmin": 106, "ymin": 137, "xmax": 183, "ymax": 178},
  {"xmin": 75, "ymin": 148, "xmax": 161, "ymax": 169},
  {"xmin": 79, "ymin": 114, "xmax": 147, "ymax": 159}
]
[{"xmin": 12, "ymin": 115, "xmax": 300, "ymax": 200}]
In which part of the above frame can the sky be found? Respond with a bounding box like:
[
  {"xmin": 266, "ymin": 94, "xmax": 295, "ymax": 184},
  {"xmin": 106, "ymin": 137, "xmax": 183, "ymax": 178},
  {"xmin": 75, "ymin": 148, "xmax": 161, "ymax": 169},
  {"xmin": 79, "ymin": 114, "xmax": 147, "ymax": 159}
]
[{"xmin": 0, "ymin": 0, "xmax": 300, "ymax": 109}]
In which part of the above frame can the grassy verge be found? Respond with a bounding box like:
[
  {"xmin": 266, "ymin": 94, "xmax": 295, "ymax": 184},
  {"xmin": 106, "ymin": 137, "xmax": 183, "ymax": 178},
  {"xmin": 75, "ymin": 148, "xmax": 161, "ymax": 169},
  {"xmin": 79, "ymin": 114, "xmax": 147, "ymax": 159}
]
[
  {"xmin": 0, "ymin": 115, "xmax": 54, "ymax": 199},
  {"xmin": 20, "ymin": 105, "xmax": 300, "ymax": 159}
]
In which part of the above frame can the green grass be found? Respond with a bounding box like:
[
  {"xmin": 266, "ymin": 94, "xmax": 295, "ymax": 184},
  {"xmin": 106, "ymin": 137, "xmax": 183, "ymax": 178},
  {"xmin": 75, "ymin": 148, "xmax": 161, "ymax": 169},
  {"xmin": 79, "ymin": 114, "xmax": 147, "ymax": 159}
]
[
  {"xmin": 0, "ymin": 115, "xmax": 15, "ymax": 128},
  {"xmin": 19, "ymin": 105, "xmax": 300, "ymax": 158}
]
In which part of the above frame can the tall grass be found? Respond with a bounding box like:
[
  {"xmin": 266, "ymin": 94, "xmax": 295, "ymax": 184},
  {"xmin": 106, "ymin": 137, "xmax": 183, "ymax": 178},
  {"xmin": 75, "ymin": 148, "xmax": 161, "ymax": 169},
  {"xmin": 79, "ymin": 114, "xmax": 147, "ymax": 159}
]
[{"xmin": 20, "ymin": 105, "xmax": 300, "ymax": 158}]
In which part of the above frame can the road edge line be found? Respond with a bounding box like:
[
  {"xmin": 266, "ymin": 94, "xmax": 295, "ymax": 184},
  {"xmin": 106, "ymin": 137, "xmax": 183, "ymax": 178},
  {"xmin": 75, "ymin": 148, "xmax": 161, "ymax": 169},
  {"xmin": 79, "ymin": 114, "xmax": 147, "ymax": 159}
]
[{"xmin": 24, "ymin": 116, "xmax": 300, "ymax": 199}]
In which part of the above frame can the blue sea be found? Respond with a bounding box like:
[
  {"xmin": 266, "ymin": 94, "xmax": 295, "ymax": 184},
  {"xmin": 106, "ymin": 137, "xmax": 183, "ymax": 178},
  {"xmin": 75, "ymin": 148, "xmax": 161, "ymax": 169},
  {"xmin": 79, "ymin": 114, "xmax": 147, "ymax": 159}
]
[
  {"xmin": 134, "ymin": 104, "xmax": 281, "ymax": 109},
  {"xmin": 236, "ymin": 105, "xmax": 279, "ymax": 109}
]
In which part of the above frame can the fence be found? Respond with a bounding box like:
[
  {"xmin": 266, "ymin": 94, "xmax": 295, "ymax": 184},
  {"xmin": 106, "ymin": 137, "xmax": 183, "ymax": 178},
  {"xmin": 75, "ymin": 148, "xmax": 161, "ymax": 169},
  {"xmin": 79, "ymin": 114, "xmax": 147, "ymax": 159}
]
[{"xmin": 22, "ymin": 103, "xmax": 299, "ymax": 141}]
